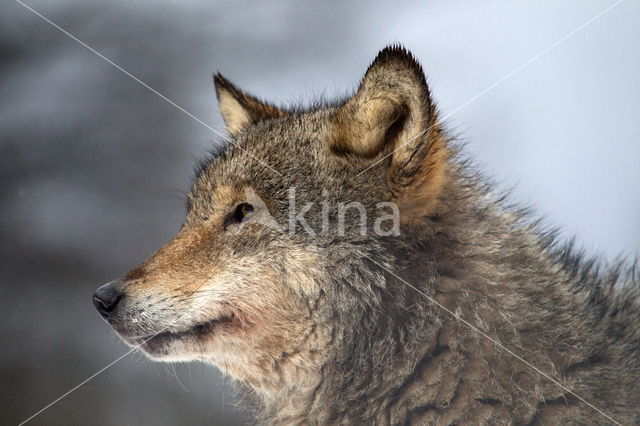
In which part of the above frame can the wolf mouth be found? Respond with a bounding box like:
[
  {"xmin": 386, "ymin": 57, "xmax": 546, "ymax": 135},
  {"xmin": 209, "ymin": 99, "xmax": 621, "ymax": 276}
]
[{"xmin": 127, "ymin": 315, "xmax": 234, "ymax": 349}]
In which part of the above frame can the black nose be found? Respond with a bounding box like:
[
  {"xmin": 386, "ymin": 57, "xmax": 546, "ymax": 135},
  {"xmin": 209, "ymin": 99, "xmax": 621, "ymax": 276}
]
[{"xmin": 93, "ymin": 279, "xmax": 123, "ymax": 319}]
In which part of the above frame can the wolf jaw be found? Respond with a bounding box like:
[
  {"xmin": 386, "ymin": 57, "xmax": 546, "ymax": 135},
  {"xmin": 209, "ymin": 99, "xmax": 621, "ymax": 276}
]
[
  {"xmin": 120, "ymin": 314, "xmax": 236, "ymax": 359},
  {"xmin": 94, "ymin": 44, "xmax": 640, "ymax": 425}
]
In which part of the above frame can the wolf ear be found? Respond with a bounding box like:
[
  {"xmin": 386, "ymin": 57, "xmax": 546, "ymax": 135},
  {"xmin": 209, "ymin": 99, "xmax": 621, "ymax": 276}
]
[
  {"xmin": 331, "ymin": 45, "xmax": 449, "ymax": 220},
  {"xmin": 214, "ymin": 73, "xmax": 285, "ymax": 134}
]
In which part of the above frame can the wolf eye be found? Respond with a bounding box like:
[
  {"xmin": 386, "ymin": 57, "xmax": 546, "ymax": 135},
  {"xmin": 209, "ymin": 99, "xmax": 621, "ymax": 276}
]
[{"xmin": 225, "ymin": 203, "xmax": 255, "ymax": 229}]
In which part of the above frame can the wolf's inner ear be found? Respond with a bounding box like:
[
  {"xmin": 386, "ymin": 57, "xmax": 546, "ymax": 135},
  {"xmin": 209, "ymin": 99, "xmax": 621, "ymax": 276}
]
[
  {"xmin": 330, "ymin": 45, "xmax": 449, "ymax": 221},
  {"xmin": 214, "ymin": 73, "xmax": 285, "ymax": 134}
]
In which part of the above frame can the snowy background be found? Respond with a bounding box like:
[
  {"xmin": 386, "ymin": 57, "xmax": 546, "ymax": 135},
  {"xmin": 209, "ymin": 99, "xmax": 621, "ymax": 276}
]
[{"xmin": 1, "ymin": 1, "xmax": 638, "ymax": 424}]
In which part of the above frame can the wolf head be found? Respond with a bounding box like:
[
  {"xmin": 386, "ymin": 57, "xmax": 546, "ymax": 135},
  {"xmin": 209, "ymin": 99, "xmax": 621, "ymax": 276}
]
[{"xmin": 93, "ymin": 45, "xmax": 449, "ymax": 388}]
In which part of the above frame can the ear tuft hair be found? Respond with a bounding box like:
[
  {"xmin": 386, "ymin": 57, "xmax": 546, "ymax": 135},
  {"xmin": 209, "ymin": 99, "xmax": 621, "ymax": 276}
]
[
  {"xmin": 365, "ymin": 43, "xmax": 429, "ymax": 90},
  {"xmin": 213, "ymin": 73, "xmax": 285, "ymax": 134}
]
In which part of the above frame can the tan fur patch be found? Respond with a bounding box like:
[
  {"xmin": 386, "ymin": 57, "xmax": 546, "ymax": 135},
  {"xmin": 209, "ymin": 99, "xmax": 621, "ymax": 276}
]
[
  {"xmin": 217, "ymin": 89, "xmax": 253, "ymax": 134},
  {"xmin": 214, "ymin": 73, "xmax": 285, "ymax": 134}
]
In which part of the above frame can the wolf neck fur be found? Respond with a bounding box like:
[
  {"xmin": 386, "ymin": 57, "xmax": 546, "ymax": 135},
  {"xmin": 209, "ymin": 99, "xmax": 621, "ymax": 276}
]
[{"xmin": 234, "ymin": 167, "xmax": 635, "ymax": 425}]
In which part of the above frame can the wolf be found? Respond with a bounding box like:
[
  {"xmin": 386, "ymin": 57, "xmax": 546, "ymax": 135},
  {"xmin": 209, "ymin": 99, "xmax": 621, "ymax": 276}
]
[{"xmin": 93, "ymin": 45, "xmax": 640, "ymax": 425}]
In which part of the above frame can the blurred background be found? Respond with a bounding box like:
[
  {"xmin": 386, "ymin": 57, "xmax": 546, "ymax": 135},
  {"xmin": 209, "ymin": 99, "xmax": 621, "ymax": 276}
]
[{"xmin": 1, "ymin": 0, "xmax": 639, "ymax": 424}]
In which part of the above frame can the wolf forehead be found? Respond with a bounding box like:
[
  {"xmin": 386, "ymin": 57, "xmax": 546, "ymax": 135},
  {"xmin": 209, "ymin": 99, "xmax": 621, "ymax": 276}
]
[
  {"xmin": 187, "ymin": 44, "xmax": 448, "ymax": 228},
  {"xmin": 187, "ymin": 111, "xmax": 384, "ymax": 214},
  {"xmin": 196, "ymin": 109, "xmax": 329, "ymax": 183},
  {"xmin": 187, "ymin": 115, "xmax": 329, "ymax": 208}
]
